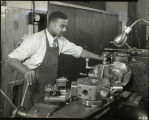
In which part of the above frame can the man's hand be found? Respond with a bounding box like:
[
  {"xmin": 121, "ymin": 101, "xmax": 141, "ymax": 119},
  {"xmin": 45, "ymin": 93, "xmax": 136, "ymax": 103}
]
[
  {"xmin": 101, "ymin": 52, "xmax": 112, "ymax": 60},
  {"xmin": 24, "ymin": 70, "xmax": 36, "ymax": 85}
]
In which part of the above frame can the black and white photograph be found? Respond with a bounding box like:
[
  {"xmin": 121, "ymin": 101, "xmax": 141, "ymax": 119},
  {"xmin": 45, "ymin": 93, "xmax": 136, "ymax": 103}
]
[{"xmin": 0, "ymin": 0, "xmax": 149, "ymax": 119}]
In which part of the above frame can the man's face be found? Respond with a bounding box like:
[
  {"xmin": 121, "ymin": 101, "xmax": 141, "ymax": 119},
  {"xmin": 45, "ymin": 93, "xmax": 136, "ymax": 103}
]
[{"xmin": 49, "ymin": 18, "xmax": 68, "ymax": 37}]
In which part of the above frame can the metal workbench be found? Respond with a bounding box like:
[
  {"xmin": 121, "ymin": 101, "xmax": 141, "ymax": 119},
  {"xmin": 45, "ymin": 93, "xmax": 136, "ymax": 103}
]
[{"xmin": 49, "ymin": 100, "xmax": 113, "ymax": 118}]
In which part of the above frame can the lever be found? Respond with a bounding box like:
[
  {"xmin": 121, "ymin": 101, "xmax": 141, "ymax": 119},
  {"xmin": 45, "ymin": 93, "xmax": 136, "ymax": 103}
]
[
  {"xmin": 85, "ymin": 58, "xmax": 94, "ymax": 69},
  {"xmin": 0, "ymin": 89, "xmax": 17, "ymax": 109},
  {"xmin": 21, "ymin": 84, "xmax": 29, "ymax": 107}
]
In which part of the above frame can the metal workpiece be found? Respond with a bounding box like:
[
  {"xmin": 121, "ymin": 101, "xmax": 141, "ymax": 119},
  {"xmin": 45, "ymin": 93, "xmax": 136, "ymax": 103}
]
[
  {"xmin": 110, "ymin": 85, "xmax": 123, "ymax": 93},
  {"xmin": 44, "ymin": 77, "xmax": 71, "ymax": 104},
  {"xmin": 70, "ymin": 81, "xmax": 78, "ymax": 98},
  {"xmin": 44, "ymin": 92, "xmax": 71, "ymax": 103},
  {"xmin": 100, "ymin": 89, "xmax": 110, "ymax": 98},
  {"xmin": 80, "ymin": 99, "xmax": 103, "ymax": 107},
  {"xmin": 70, "ymin": 51, "xmax": 134, "ymax": 108},
  {"xmin": 71, "ymin": 77, "xmax": 112, "ymax": 107},
  {"xmin": 77, "ymin": 78, "xmax": 103, "ymax": 100},
  {"xmin": 77, "ymin": 83, "xmax": 101, "ymax": 101}
]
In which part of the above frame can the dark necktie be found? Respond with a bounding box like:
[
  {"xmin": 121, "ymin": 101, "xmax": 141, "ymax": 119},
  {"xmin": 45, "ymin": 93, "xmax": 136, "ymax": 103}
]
[{"xmin": 52, "ymin": 37, "xmax": 58, "ymax": 48}]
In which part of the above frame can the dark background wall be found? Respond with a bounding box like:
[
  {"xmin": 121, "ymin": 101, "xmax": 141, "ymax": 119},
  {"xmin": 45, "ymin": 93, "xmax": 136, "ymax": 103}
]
[{"xmin": 63, "ymin": 1, "xmax": 106, "ymax": 11}]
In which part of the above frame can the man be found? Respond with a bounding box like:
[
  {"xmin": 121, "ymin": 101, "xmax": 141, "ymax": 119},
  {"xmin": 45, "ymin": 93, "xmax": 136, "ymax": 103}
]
[{"xmin": 8, "ymin": 11, "xmax": 104, "ymax": 109}]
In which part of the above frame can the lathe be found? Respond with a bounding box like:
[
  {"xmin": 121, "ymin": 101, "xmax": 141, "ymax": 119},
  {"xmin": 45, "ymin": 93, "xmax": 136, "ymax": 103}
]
[{"xmin": 0, "ymin": 49, "xmax": 148, "ymax": 118}]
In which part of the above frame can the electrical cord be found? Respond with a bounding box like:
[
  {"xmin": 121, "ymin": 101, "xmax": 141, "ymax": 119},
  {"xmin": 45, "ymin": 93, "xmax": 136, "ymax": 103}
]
[{"xmin": 32, "ymin": 0, "xmax": 35, "ymax": 33}]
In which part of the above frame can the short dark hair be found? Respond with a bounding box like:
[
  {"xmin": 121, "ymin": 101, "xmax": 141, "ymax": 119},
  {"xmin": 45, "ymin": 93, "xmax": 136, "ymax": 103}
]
[{"xmin": 48, "ymin": 11, "xmax": 68, "ymax": 23}]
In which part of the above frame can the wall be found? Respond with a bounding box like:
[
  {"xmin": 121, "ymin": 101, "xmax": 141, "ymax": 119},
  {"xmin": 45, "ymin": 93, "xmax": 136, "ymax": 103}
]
[
  {"xmin": 5, "ymin": 1, "xmax": 149, "ymax": 41},
  {"xmin": 6, "ymin": 1, "xmax": 48, "ymax": 11},
  {"xmin": 1, "ymin": 1, "xmax": 48, "ymax": 117},
  {"xmin": 6, "ymin": 1, "xmax": 106, "ymax": 11},
  {"xmin": 63, "ymin": 1, "xmax": 106, "ymax": 10},
  {"xmin": 137, "ymin": 0, "xmax": 149, "ymax": 42},
  {"xmin": 106, "ymin": 2, "xmax": 128, "ymax": 32},
  {"xmin": 137, "ymin": 0, "xmax": 149, "ymax": 19},
  {"xmin": 106, "ymin": 1, "xmax": 149, "ymax": 48}
]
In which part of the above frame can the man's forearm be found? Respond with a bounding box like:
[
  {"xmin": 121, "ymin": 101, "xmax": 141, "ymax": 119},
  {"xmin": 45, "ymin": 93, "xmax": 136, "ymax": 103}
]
[
  {"xmin": 80, "ymin": 49, "xmax": 103, "ymax": 60},
  {"xmin": 7, "ymin": 57, "xmax": 30, "ymax": 74},
  {"xmin": 7, "ymin": 57, "xmax": 36, "ymax": 85}
]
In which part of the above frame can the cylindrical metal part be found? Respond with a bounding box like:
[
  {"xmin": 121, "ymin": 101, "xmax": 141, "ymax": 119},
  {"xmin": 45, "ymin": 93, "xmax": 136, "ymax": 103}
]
[
  {"xmin": 17, "ymin": 111, "xmax": 27, "ymax": 117},
  {"xmin": 12, "ymin": 107, "xmax": 25, "ymax": 117},
  {"xmin": 17, "ymin": 110, "xmax": 44, "ymax": 118},
  {"xmin": 98, "ymin": 64, "xmax": 104, "ymax": 80},
  {"xmin": 44, "ymin": 95, "xmax": 70, "ymax": 102},
  {"xmin": 111, "ymin": 86, "xmax": 123, "ymax": 92},
  {"xmin": 46, "ymin": 96, "xmax": 66, "ymax": 102},
  {"xmin": 71, "ymin": 81, "xmax": 78, "ymax": 98},
  {"xmin": 18, "ymin": 111, "xmax": 46, "ymax": 118},
  {"xmin": 12, "ymin": 107, "xmax": 52, "ymax": 118}
]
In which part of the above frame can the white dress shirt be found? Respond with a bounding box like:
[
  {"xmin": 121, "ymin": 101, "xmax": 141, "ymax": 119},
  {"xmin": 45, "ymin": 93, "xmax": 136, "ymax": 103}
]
[{"xmin": 8, "ymin": 29, "xmax": 83, "ymax": 69}]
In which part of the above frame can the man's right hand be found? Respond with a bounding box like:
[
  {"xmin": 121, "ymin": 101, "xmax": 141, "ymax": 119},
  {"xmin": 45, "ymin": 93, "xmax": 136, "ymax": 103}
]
[
  {"xmin": 24, "ymin": 70, "xmax": 36, "ymax": 85},
  {"xmin": 101, "ymin": 52, "xmax": 112, "ymax": 60}
]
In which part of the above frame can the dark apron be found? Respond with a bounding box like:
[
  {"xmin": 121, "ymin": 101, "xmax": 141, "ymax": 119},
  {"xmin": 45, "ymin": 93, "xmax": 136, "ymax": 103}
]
[{"xmin": 24, "ymin": 30, "xmax": 59, "ymax": 110}]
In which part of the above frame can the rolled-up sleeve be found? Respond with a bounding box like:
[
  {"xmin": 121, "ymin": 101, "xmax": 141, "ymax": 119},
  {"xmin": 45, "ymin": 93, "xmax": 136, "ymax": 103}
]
[
  {"xmin": 8, "ymin": 36, "xmax": 36, "ymax": 61},
  {"xmin": 60, "ymin": 37, "xmax": 83, "ymax": 58}
]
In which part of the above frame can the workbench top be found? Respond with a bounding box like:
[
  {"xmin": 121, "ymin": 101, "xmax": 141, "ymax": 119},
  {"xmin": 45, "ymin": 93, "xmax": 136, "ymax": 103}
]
[{"xmin": 50, "ymin": 100, "xmax": 113, "ymax": 118}]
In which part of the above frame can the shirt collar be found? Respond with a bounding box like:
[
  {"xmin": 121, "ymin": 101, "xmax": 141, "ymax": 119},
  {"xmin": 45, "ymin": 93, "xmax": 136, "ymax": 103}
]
[{"xmin": 46, "ymin": 28, "xmax": 56, "ymax": 46}]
